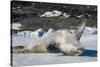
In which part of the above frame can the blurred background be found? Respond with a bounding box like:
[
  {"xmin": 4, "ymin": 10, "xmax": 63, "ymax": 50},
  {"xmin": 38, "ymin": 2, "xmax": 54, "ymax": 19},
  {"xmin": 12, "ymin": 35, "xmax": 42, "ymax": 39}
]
[{"xmin": 11, "ymin": 1, "xmax": 97, "ymax": 31}]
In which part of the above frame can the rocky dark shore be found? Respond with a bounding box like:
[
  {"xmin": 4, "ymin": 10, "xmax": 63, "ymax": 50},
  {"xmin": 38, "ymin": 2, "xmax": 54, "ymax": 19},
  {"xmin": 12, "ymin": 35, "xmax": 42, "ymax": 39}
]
[{"xmin": 11, "ymin": 1, "xmax": 97, "ymax": 31}]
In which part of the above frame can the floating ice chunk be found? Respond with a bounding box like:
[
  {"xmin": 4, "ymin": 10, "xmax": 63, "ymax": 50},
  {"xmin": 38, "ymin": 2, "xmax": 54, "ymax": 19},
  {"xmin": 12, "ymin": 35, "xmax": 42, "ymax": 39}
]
[
  {"xmin": 17, "ymin": 31, "xmax": 32, "ymax": 37},
  {"xmin": 76, "ymin": 15, "xmax": 84, "ymax": 19},
  {"xmin": 12, "ymin": 23, "xmax": 22, "ymax": 30},
  {"xmin": 17, "ymin": 6, "xmax": 20, "ymax": 9},
  {"xmin": 63, "ymin": 13, "xmax": 70, "ymax": 18},
  {"xmin": 40, "ymin": 10, "xmax": 62, "ymax": 17},
  {"xmin": 30, "ymin": 28, "xmax": 45, "ymax": 37},
  {"xmin": 53, "ymin": 10, "xmax": 62, "ymax": 17}
]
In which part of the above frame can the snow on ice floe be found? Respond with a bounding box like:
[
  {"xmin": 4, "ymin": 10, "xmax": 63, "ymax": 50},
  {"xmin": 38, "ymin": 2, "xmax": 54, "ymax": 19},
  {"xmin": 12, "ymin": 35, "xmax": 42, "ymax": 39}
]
[
  {"xmin": 80, "ymin": 27, "xmax": 97, "ymax": 50},
  {"xmin": 82, "ymin": 27, "xmax": 97, "ymax": 36},
  {"xmin": 80, "ymin": 34, "xmax": 97, "ymax": 50}
]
